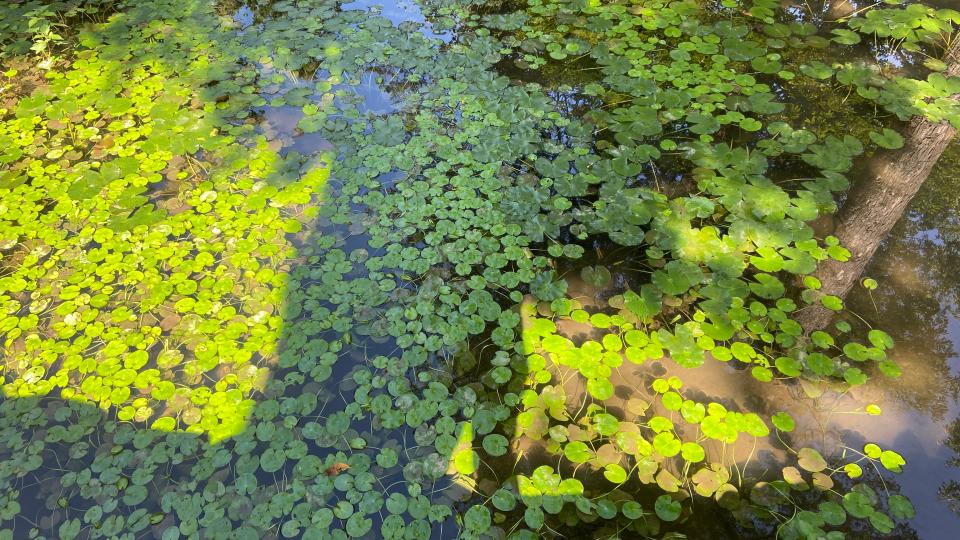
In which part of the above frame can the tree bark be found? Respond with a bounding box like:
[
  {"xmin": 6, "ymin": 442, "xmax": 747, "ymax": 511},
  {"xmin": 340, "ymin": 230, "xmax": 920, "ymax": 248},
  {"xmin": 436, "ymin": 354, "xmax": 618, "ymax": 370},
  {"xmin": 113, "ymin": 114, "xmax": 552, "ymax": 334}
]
[{"xmin": 797, "ymin": 38, "xmax": 960, "ymax": 333}]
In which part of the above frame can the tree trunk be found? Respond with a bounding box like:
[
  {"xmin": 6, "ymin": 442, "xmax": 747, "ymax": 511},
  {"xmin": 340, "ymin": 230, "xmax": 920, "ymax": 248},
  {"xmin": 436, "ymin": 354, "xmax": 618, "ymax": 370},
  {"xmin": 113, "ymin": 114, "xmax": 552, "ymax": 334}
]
[{"xmin": 797, "ymin": 38, "xmax": 960, "ymax": 333}]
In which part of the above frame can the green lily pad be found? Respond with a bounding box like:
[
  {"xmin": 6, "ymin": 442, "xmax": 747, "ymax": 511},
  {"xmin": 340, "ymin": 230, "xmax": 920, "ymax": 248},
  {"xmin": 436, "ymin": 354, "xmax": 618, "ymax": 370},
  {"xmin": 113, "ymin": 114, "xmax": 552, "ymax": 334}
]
[
  {"xmin": 654, "ymin": 495, "xmax": 681, "ymax": 521},
  {"xmin": 797, "ymin": 447, "xmax": 828, "ymax": 472}
]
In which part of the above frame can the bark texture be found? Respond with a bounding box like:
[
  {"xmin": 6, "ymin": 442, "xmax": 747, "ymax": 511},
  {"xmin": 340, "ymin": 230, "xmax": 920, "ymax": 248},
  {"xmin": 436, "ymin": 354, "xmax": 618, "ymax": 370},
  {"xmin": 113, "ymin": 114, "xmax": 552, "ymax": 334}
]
[{"xmin": 797, "ymin": 38, "xmax": 960, "ymax": 333}]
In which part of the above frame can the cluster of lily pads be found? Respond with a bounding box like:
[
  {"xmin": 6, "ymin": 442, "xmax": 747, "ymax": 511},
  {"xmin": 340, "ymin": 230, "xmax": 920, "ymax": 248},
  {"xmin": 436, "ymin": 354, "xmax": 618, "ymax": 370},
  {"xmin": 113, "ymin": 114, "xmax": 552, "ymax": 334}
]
[
  {"xmin": 0, "ymin": 1, "xmax": 116, "ymax": 59},
  {"xmin": 497, "ymin": 292, "xmax": 912, "ymax": 538},
  {"xmin": 0, "ymin": 0, "xmax": 957, "ymax": 538}
]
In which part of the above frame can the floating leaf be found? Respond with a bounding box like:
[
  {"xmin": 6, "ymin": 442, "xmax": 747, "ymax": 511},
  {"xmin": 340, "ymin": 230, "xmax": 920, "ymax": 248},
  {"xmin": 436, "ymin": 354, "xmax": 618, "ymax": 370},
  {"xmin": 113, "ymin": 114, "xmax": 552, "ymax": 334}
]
[
  {"xmin": 587, "ymin": 378, "xmax": 614, "ymax": 400},
  {"xmin": 654, "ymin": 495, "xmax": 681, "ymax": 521},
  {"xmin": 492, "ymin": 489, "xmax": 516, "ymax": 511},
  {"xmin": 843, "ymin": 491, "xmax": 874, "ymax": 519},
  {"xmin": 818, "ymin": 501, "xmax": 847, "ymax": 526},
  {"xmin": 869, "ymin": 511, "xmax": 895, "ymax": 534},
  {"xmin": 680, "ymin": 441, "xmax": 705, "ymax": 463},
  {"xmin": 797, "ymin": 448, "xmax": 828, "ymax": 472},
  {"xmin": 879, "ymin": 450, "xmax": 905, "ymax": 473},
  {"xmin": 843, "ymin": 463, "xmax": 863, "ymax": 478},
  {"xmin": 653, "ymin": 433, "xmax": 681, "ymax": 457},
  {"xmin": 621, "ymin": 500, "xmax": 644, "ymax": 519},
  {"xmin": 888, "ymin": 494, "xmax": 915, "ymax": 520},
  {"xmin": 771, "ymin": 412, "xmax": 795, "ymax": 432},
  {"xmin": 581, "ymin": 265, "xmax": 612, "ymax": 288},
  {"xmin": 454, "ymin": 449, "xmax": 479, "ymax": 475},
  {"xmin": 603, "ymin": 464, "xmax": 628, "ymax": 484},
  {"xmin": 564, "ymin": 441, "xmax": 592, "ymax": 464},
  {"xmin": 482, "ymin": 434, "xmax": 508, "ymax": 457},
  {"xmin": 869, "ymin": 128, "xmax": 905, "ymax": 150}
]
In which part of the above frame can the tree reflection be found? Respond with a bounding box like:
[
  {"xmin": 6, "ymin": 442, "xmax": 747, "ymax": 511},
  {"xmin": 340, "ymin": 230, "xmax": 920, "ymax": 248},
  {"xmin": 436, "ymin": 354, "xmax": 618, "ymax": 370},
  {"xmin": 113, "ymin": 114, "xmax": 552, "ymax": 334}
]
[{"xmin": 841, "ymin": 142, "xmax": 960, "ymax": 518}]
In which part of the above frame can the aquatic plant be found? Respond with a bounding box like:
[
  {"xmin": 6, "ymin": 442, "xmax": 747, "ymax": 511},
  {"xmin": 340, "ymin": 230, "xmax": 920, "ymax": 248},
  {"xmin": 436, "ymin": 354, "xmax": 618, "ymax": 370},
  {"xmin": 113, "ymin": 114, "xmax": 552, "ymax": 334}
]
[{"xmin": 0, "ymin": 0, "xmax": 957, "ymax": 538}]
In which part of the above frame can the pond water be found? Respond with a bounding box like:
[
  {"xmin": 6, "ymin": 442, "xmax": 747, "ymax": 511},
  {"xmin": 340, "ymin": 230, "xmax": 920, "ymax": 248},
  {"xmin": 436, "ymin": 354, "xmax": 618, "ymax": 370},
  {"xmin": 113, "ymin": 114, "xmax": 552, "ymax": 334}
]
[
  {"xmin": 2, "ymin": 0, "xmax": 960, "ymax": 539},
  {"xmin": 686, "ymin": 150, "xmax": 960, "ymax": 539},
  {"xmin": 341, "ymin": 0, "xmax": 454, "ymax": 42},
  {"xmin": 236, "ymin": 6, "xmax": 960, "ymax": 535},
  {"xmin": 836, "ymin": 148, "xmax": 960, "ymax": 539}
]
